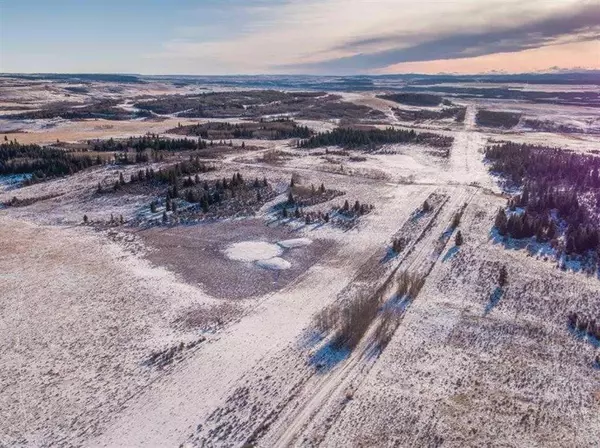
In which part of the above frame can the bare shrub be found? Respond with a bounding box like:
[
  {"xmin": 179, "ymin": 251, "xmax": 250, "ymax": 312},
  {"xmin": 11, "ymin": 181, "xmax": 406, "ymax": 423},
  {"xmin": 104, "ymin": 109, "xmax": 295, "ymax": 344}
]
[
  {"xmin": 373, "ymin": 308, "xmax": 400, "ymax": 349},
  {"xmin": 313, "ymin": 269, "xmax": 427, "ymax": 352}
]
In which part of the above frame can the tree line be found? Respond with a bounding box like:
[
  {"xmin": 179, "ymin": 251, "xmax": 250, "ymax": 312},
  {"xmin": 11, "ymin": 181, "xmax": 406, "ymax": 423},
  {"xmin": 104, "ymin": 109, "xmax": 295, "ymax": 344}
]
[
  {"xmin": 91, "ymin": 135, "xmax": 207, "ymax": 153},
  {"xmin": 0, "ymin": 141, "xmax": 101, "ymax": 183},
  {"xmin": 102, "ymin": 156, "xmax": 215, "ymax": 193},
  {"xmin": 168, "ymin": 118, "xmax": 312, "ymax": 140},
  {"xmin": 488, "ymin": 141, "xmax": 600, "ymax": 256},
  {"xmin": 298, "ymin": 127, "xmax": 453, "ymax": 150}
]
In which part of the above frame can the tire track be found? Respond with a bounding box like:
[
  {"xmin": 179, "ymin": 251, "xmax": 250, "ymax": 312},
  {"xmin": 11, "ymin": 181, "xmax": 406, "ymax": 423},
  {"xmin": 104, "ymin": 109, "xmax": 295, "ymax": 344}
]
[{"xmin": 258, "ymin": 189, "xmax": 475, "ymax": 447}]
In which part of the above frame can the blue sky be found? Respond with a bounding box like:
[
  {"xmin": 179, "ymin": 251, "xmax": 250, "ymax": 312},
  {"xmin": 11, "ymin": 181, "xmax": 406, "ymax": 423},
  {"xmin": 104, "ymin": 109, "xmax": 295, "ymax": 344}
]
[{"xmin": 1, "ymin": 0, "xmax": 598, "ymax": 74}]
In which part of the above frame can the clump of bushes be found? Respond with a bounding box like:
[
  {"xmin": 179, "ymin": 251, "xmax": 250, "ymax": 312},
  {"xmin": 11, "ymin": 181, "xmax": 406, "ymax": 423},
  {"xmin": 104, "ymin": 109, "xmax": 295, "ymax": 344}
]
[{"xmin": 313, "ymin": 270, "xmax": 426, "ymax": 351}]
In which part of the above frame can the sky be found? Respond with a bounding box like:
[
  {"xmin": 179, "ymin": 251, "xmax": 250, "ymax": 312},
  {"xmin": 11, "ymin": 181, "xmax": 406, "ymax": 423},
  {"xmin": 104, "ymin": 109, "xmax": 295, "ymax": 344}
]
[{"xmin": 0, "ymin": 0, "xmax": 599, "ymax": 75}]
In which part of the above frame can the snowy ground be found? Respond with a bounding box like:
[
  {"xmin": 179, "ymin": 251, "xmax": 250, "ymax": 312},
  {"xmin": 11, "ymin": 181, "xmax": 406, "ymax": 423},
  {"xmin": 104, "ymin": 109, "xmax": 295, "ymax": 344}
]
[{"xmin": 1, "ymin": 82, "xmax": 599, "ymax": 447}]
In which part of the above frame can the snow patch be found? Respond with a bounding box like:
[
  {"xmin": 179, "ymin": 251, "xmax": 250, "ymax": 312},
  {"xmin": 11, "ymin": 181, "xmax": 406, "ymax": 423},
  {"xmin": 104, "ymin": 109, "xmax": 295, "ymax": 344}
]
[
  {"xmin": 224, "ymin": 241, "xmax": 283, "ymax": 262},
  {"xmin": 256, "ymin": 257, "xmax": 292, "ymax": 270},
  {"xmin": 277, "ymin": 238, "xmax": 313, "ymax": 249}
]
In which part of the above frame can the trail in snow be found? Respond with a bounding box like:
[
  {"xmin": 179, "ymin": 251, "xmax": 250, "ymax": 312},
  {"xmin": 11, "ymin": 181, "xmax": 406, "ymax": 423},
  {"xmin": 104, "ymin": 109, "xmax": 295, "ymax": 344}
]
[{"xmin": 259, "ymin": 189, "xmax": 475, "ymax": 447}]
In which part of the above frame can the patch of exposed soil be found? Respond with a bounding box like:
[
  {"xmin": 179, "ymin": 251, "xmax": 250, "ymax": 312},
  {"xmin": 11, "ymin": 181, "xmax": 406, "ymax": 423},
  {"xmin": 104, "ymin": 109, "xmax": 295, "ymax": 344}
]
[{"xmin": 138, "ymin": 219, "xmax": 335, "ymax": 299}]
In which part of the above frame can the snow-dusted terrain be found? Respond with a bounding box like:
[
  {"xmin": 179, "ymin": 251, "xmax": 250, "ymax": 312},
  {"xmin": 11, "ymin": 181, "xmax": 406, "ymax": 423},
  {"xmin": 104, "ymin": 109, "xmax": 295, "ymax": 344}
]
[{"xmin": 1, "ymin": 76, "xmax": 599, "ymax": 448}]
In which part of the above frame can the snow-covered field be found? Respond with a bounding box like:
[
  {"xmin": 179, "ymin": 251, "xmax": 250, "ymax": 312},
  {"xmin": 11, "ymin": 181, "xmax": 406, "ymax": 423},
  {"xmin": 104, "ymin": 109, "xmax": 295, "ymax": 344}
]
[{"xmin": 1, "ymin": 79, "xmax": 599, "ymax": 447}]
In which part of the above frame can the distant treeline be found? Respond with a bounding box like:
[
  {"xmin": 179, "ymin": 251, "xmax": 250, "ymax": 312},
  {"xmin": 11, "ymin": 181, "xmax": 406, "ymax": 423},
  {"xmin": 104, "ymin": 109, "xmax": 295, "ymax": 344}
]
[
  {"xmin": 0, "ymin": 141, "xmax": 101, "ymax": 183},
  {"xmin": 134, "ymin": 90, "xmax": 325, "ymax": 117},
  {"xmin": 401, "ymin": 84, "xmax": 600, "ymax": 107},
  {"xmin": 487, "ymin": 141, "xmax": 600, "ymax": 256},
  {"xmin": 167, "ymin": 118, "xmax": 312, "ymax": 140},
  {"xmin": 133, "ymin": 90, "xmax": 386, "ymax": 121},
  {"xmin": 5, "ymin": 100, "xmax": 152, "ymax": 121},
  {"xmin": 394, "ymin": 106, "xmax": 466, "ymax": 123},
  {"xmin": 476, "ymin": 110, "xmax": 522, "ymax": 129},
  {"xmin": 378, "ymin": 93, "xmax": 443, "ymax": 107},
  {"xmin": 299, "ymin": 127, "xmax": 453, "ymax": 150},
  {"xmin": 91, "ymin": 135, "xmax": 207, "ymax": 152}
]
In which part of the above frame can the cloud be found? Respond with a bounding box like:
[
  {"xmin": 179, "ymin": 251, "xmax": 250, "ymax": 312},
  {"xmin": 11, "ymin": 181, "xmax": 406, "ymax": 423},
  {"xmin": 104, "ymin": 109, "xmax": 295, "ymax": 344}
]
[
  {"xmin": 279, "ymin": 2, "xmax": 600, "ymax": 73},
  {"xmin": 142, "ymin": 0, "xmax": 598, "ymax": 74}
]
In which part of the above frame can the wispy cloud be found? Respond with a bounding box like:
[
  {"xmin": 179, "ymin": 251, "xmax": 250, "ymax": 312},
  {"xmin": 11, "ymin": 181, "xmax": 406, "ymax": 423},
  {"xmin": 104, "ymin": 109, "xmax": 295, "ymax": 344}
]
[
  {"xmin": 144, "ymin": 0, "xmax": 599, "ymax": 74},
  {"xmin": 280, "ymin": 2, "xmax": 600, "ymax": 73}
]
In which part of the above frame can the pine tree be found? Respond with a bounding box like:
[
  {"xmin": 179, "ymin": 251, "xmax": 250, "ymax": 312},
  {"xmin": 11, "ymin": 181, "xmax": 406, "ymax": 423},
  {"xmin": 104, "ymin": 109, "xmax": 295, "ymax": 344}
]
[
  {"xmin": 451, "ymin": 211, "xmax": 461, "ymax": 228},
  {"xmin": 495, "ymin": 208, "xmax": 508, "ymax": 235},
  {"xmin": 83, "ymin": 214, "xmax": 88, "ymax": 224},
  {"xmin": 455, "ymin": 230, "xmax": 463, "ymax": 246},
  {"xmin": 150, "ymin": 202, "xmax": 157, "ymax": 213}
]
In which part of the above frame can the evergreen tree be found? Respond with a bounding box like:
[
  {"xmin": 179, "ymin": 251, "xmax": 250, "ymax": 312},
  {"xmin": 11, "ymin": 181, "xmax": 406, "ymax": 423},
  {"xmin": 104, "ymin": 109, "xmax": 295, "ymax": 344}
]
[
  {"xmin": 455, "ymin": 230, "xmax": 464, "ymax": 246},
  {"xmin": 494, "ymin": 208, "xmax": 508, "ymax": 235}
]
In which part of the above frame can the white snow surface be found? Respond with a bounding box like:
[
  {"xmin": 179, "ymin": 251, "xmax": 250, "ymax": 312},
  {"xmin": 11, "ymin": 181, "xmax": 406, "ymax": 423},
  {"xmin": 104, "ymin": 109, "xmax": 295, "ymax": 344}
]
[
  {"xmin": 277, "ymin": 237, "xmax": 313, "ymax": 249},
  {"xmin": 223, "ymin": 240, "xmax": 284, "ymax": 262},
  {"xmin": 256, "ymin": 257, "xmax": 292, "ymax": 270}
]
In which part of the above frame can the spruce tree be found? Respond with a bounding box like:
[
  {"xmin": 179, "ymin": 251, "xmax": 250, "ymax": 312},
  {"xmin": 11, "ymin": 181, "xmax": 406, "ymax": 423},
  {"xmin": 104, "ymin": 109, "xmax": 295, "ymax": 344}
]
[{"xmin": 455, "ymin": 230, "xmax": 463, "ymax": 246}]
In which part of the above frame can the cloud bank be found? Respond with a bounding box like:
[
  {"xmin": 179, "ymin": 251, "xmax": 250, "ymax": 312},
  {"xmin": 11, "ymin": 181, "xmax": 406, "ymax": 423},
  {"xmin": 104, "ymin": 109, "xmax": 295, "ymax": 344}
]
[{"xmin": 146, "ymin": 0, "xmax": 600, "ymax": 74}]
